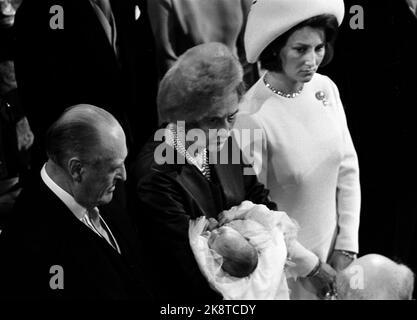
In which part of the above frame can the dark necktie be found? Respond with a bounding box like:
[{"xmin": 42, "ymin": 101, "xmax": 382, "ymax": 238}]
[{"xmin": 87, "ymin": 207, "xmax": 120, "ymax": 253}]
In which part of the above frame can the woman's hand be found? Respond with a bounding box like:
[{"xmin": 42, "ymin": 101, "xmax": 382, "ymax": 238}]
[
  {"xmin": 328, "ymin": 250, "xmax": 356, "ymax": 272},
  {"xmin": 217, "ymin": 201, "xmax": 255, "ymax": 225},
  {"xmin": 217, "ymin": 211, "xmax": 234, "ymax": 226},
  {"xmin": 308, "ymin": 261, "xmax": 337, "ymax": 299},
  {"xmin": 206, "ymin": 218, "xmax": 219, "ymax": 231}
]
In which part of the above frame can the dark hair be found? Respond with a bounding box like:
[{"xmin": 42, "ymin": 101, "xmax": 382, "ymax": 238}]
[
  {"xmin": 46, "ymin": 120, "xmax": 100, "ymax": 168},
  {"xmin": 45, "ymin": 105, "xmax": 118, "ymax": 168},
  {"xmin": 260, "ymin": 14, "xmax": 339, "ymax": 72},
  {"xmin": 221, "ymin": 241, "xmax": 259, "ymax": 278}
]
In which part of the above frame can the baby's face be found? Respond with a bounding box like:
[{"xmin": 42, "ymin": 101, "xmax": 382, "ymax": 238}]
[{"xmin": 207, "ymin": 226, "xmax": 246, "ymax": 256}]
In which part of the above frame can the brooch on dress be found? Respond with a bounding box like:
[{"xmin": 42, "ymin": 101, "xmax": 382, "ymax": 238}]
[{"xmin": 315, "ymin": 91, "xmax": 329, "ymax": 106}]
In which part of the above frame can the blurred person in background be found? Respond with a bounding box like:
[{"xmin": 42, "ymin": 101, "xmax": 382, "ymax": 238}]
[
  {"xmin": 336, "ymin": 254, "xmax": 414, "ymax": 300},
  {"xmin": 13, "ymin": 0, "xmax": 156, "ymax": 171},
  {"xmin": 0, "ymin": 0, "xmax": 33, "ymax": 230},
  {"xmin": 147, "ymin": 0, "xmax": 258, "ymax": 87}
]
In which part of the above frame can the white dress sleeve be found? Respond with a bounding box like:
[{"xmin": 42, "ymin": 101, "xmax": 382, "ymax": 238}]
[
  {"xmin": 234, "ymin": 112, "xmax": 269, "ymax": 185},
  {"xmin": 328, "ymin": 78, "xmax": 361, "ymax": 253},
  {"xmin": 271, "ymin": 211, "xmax": 319, "ymax": 279},
  {"xmin": 244, "ymin": 207, "xmax": 319, "ymax": 278}
]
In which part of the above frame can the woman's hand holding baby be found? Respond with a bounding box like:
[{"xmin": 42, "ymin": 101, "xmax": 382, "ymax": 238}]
[
  {"xmin": 206, "ymin": 218, "xmax": 219, "ymax": 231},
  {"xmin": 218, "ymin": 211, "xmax": 233, "ymax": 226},
  {"xmin": 218, "ymin": 201, "xmax": 264, "ymax": 226}
]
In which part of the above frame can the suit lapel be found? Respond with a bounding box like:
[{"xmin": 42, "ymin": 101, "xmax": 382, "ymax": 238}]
[
  {"xmin": 82, "ymin": 0, "xmax": 119, "ymax": 61},
  {"xmin": 173, "ymin": 138, "xmax": 246, "ymax": 216},
  {"xmin": 154, "ymin": 141, "xmax": 218, "ymax": 218},
  {"xmin": 212, "ymin": 162, "xmax": 244, "ymax": 209},
  {"xmin": 39, "ymin": 178, "xmax": 124, "ymax": 257},
  {"xmin": 177, "ymin": 165, "xmax": 218, "ymax": 219},
  {"xmin": 211, "ymin": 138, "xmax": 246, "ymax": 208},
  {"xmin": 99, "ymin": 206, "xmax": 134, "ymax": 258}
]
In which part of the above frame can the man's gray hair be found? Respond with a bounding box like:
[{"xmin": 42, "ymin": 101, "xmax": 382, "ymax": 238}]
[
  {"xmin": 46, "ymin": 104, "xmax": 119, "ymax": 168},
  {"xmin": 398, "ymin": 264, "xmax": 415, "ymax": 300},
  {"xmin": 336, "ymin": 254, "xmax": 415, "ymax": 300}
]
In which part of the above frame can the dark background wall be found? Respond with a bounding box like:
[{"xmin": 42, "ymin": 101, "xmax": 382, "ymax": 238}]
[{"xmin": 322, "ymin": 0, "xmax": 417, "ymax": 297}]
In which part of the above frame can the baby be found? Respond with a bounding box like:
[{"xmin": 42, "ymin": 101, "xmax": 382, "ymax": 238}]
[
  {"xmin": 206, "ymin": 221, "xmax": 259, "ymax": 278},
  {"xmin": 189, "ymin": 201, "xmax": 299, "ymax": 299},
  {"xmin": 190, "ymin": 201, "xmax": 336, "ymax": 300}
]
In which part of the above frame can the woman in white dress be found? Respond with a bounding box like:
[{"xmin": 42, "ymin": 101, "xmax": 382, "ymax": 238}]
[{"xmin": 235, "ymin": 0, "xmax": 361, "ymax": 299}]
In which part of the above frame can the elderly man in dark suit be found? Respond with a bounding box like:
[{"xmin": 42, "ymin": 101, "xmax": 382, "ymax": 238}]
[
  {"xmin": 14, "ymin": 0, "xmax": 156, "ymax": 170},
  {"xmin": 0, "ymin": 104, "xmax": 151, "ymax": 299}
]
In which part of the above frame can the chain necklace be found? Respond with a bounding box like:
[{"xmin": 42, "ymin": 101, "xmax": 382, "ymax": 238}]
[{"xmin": 263, "ymin": 73, "xmax": 304, "ymax": 98}]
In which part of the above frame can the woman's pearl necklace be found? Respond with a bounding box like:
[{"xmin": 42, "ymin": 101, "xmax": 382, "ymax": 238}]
[
  {"xmin": 263, "ymin": 73, "xmax": 304, "ymax": 98},
  {"xmin": 167, "ymin": 124, "xmax": 211, "ymax": 181}
]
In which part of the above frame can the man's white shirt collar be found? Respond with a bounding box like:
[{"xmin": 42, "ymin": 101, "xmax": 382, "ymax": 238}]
[
  {"xmin": 40, "ymin": 164, "xmax": 121, "ymax": 254},
  {"xmin": 41, "ymin": 164, "xmax": 89, "ymax": 221}
]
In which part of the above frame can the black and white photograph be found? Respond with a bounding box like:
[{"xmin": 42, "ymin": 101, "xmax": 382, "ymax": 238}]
[{"xmin": 0, "ymin": 0, "xmax": 416, "ymax": 310}]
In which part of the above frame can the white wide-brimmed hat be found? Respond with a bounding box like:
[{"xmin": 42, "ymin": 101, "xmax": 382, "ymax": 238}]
[{"xmin": 245, "ymin": 0, "xmax": 345, "ymax": 63}]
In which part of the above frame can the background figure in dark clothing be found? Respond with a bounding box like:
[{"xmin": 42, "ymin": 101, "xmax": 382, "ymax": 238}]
[
  {"xmin": 14, "ymin": 0, "xmax": 158, "ymax": 171},
  {"xmin": 133, "ymin": 0, "xmax": 159, "ymax": 144},
  {"xmin": 0, "ymin": 0, "xmax": 33, "ymax": 229},
  {"xmin": 322, "ymin": 0, "xmax": 417, "ymax": 298},
  {"xmin": 147, "ymin": 0, "xmax": 258, "ymax": 87}
]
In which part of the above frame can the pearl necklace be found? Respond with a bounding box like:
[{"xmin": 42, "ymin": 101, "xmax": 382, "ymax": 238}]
[
  {"xmin": 167, "ymin": 124, "xmax": 211, "ymax": 181},
  {"xmin": 263, "ymin": 74, "xmax": 304, "ymax": 98}
]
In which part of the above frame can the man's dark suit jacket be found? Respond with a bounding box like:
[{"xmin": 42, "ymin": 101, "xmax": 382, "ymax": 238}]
[
  {"xmin": 13, "ymin": 0, "xmax": 155, "ymax": 167},
  {"xmin": 130, "ymin": 136, "xmax": 277, "ymax": 301},
  {"xmin": 0, "ymin": 176, "xmax": 151, "ymax": 300}
]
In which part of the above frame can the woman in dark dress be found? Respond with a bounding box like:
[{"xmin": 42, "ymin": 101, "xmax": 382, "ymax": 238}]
[{"xmin": 131, "ymin": 42, "xmax": 335, "ymax": 301}]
